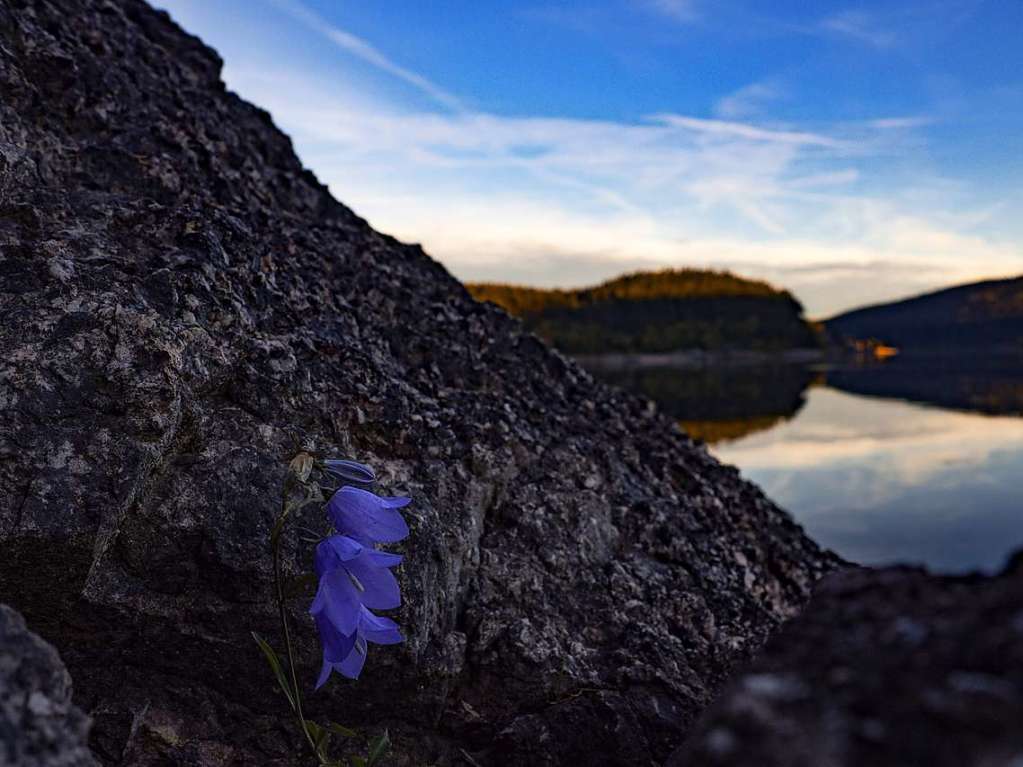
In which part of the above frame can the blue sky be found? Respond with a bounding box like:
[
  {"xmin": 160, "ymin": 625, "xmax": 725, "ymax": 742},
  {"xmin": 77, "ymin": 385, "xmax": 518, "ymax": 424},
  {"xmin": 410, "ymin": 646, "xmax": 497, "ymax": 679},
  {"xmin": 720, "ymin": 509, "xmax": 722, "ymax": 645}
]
[{"xmin": 157, "ymin": 0, "xmax": 1022, "ymax": 316}]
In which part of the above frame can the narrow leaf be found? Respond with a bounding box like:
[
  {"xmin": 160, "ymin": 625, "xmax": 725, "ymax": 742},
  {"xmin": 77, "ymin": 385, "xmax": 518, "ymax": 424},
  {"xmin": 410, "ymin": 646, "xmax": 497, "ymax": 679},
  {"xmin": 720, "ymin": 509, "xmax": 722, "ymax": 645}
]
[
  {"xmin": 305, "ymin": 719, "xmax": 331, "ymax": 756},
  {"xmin": 251, "ymin": 632, "xmax": 296, "ymax": 710},
  {"xmin": 366, "ymin": 730, "xmax": 390, "ymax": 767},
  {"xmin": 326, "ymin": 722, "xmax": 358, "ymax": 739}
]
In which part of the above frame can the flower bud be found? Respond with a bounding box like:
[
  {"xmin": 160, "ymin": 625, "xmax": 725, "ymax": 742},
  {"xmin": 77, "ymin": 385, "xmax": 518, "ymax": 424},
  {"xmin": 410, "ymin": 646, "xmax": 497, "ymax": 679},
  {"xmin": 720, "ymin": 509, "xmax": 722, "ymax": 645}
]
[
  {"xmin": 288, "ymin": 451, "xmax": 315, "ymax": 483},
  {"xmin": 323, "ymin": 458, "xmax": 376, "ymax": 486}
]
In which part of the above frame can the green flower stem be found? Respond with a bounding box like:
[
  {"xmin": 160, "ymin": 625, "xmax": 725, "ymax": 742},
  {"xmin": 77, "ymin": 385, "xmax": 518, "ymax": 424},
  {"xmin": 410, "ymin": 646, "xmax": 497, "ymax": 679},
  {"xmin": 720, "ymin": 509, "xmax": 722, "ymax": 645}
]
[{"xmin": 271, "ymin": 474, "xmax": 320, "ymax": 760}]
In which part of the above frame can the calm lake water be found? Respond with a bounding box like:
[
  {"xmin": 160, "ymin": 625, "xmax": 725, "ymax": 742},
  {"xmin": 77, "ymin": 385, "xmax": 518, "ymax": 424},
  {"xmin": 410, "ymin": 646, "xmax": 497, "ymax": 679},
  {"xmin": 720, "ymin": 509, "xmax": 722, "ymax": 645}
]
[{"xmin": 585, "ymin": 358, "xmax": 1023, "ymax": 574}]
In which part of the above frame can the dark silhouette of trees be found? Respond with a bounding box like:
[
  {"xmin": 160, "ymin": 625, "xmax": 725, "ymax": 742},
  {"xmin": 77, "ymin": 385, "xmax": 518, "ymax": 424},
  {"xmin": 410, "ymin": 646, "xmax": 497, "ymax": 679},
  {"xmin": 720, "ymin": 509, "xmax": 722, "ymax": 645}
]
[{"xmin": 468, "ymin": 269, "xmax": 821, "ymax": 353}]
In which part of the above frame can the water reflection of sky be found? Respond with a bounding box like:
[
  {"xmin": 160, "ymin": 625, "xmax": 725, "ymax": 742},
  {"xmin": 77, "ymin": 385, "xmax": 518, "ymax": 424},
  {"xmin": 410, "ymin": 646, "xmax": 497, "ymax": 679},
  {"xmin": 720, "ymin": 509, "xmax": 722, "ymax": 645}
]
[{"xmin": 713, "ymin": 387, "xmax": 1023, "ymax": 574}]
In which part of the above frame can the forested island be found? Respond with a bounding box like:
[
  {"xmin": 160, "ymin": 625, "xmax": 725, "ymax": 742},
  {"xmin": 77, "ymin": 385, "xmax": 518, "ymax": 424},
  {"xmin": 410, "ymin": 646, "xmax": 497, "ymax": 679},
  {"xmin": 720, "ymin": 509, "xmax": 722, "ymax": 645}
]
[{"xmin": 468, "ymin": 269, "xmax": 822, "ymax": 354}]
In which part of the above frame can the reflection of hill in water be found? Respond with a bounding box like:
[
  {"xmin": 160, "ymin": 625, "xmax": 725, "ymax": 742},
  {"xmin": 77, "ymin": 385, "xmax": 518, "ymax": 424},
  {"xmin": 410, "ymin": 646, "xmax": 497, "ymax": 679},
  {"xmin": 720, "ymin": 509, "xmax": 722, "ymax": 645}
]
[
  {"xmin": 582, "ymin": 363, "xmax": 819, "ymax": 444},
  {"xmin": 582, "ymin": 355, "xmax": 1023, "ymax": 445},
  {"xmin": 679, "ymin": 414, "xmax": 790, "ymax": 444},
  {"xmin": 826, "ymin": 357, "xmax": 1023, "ymax": 416}
]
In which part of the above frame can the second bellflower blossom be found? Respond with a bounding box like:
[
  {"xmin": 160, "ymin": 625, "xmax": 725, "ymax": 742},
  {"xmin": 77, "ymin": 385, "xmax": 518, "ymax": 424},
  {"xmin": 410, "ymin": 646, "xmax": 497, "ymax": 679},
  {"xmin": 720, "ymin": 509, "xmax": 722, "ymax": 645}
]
[
  {"xmin": 310, "ymin": 534, "xmax": 403, "ymax": 622},
  {"xmin": 310, "ymin": 535, "xmax": 405, "ymax": 683}
]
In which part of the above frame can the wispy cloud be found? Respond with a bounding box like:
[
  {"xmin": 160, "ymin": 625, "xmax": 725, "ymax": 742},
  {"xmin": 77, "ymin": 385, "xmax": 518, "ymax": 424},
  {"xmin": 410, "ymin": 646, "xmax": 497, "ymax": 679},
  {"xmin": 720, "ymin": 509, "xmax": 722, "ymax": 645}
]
[
  {"xmin": 267, "ymin": 0, "xmax": 463, "ymax": 111},
  {"xmin": 867, "ymin": 116, "xmax": 933, "ymax": 130},
  {"xmin": 654, "ymin": 114, "xmax": 845, "ymax": 148},
  {"xmin": 221, "ymin": 62, "xmax": 1021, "ymax": 316},
  {"xmin": 715, "ymin": 80, "xmax": 786, "ymax": 119},
  {"xmin": 820, "ymin": 10, "xmax": 896, "ymax": 48}
]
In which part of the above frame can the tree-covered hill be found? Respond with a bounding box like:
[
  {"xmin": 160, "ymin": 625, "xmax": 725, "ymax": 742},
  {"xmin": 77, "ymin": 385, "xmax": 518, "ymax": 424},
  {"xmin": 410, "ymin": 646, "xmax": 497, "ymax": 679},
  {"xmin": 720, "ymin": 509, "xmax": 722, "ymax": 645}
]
[
  {"xmin": 825, "ymin": 275, "xmax": 1023, "ymax": 353},
  {"xmin": 468, "ymin": 269, "xmax": 822, "ymax": 354}
]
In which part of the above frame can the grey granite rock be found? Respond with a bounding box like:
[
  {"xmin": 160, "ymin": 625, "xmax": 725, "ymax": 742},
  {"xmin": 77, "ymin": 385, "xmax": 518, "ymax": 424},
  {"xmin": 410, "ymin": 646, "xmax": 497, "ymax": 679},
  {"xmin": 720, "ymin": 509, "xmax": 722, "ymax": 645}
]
[
  {"xmin": 668, "ymin": 555, "xmax": 1023, "ymax": 767},
  {"xmin": 0, "ymin": 1, "xmax": 836, "ymax": 764},
  {"xmin": 0, "ymin": 604, "xmax": 97, "ymax": 767}
]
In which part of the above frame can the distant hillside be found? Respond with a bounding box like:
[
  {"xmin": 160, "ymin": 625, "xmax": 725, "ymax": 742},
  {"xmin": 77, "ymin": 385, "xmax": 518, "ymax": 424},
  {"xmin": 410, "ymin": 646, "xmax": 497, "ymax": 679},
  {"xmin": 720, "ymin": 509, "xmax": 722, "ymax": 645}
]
[
  {"xmin": 825, "ymin": 276, "xmax": 1023, "ymax": 353},
  {"xmin": 468, "ymin": 269, "xmax": 821, "ymax": 354}
]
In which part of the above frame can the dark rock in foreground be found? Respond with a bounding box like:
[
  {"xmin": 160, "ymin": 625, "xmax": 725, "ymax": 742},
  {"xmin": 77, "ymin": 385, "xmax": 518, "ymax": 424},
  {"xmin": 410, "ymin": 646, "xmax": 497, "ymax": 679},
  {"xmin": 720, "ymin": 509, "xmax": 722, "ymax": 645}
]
[
  {"xmin": 669, "ymin": 556, "xmax": 1023, "ymax": 766},
  {"xmin": 0, "ymin": 604, "xmax": 97, "ymax": 767},
  {"xmin": 0, "ymin": 1, "xmax": 834, "ymax": 764}
]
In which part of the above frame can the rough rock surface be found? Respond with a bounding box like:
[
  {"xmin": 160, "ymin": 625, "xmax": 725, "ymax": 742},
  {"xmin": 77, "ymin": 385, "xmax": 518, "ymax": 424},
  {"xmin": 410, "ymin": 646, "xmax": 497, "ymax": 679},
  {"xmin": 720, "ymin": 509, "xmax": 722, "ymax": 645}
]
[
  {"xmin": 669, "ymin": 556, "xmax": 1023, "ymax": 767},
  {"xmin": 0, "ymin": 604, "xmax": 97, "ymax": 767},
  {"xmin": 0, "ymin": 1, "xmax": 836, "ymax": 764}
]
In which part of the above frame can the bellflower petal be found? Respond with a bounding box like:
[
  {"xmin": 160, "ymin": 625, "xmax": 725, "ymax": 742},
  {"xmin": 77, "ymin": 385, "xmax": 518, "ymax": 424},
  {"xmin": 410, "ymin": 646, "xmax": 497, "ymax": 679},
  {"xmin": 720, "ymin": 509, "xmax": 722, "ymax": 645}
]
[
  {"xmin": 313, "ymin": 541, "xmax": 342, "ymax": 579},
  {"xmin": 337, "ymin": 637, "xmax": 368, "ymax": 679},
  {"xmin": 364, "ymin": 549, "xmax": 403, "ymax": 569},
  {"xmin": 310, "ymin": 569, "xmax": 360, "ymax": 635},
  {"xmin": 313, "ymin": 607, "xmax": 405, "ymax": 686},
  {"xmin": 359, "ymin": 607, "xmax": 403, "ymax": 645},
  {"xmin": 324, "ymin": 534, "xmax": 364, "ymax": 563},
  {"xmin": 314, "ymin": 613, "xmax": 356, "ymax": 663},
  {"xmin": 344, "ymin": 554, "xmax": 401, "ymax": 610},
  {"xmin": 327, "ymin": 486, "xmax": 410, "ymax": 544},
  {"xmin": 315, "ymin": 658, "xmax": 333, "ymax": 690}
]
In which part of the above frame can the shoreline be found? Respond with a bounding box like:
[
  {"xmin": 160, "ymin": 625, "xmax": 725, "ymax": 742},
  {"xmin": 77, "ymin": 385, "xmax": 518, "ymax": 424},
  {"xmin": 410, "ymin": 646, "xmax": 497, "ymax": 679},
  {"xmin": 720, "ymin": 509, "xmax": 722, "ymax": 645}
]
[{"xmin": 574, "ymin": 347, "xmax": 827, "ymax": 370}]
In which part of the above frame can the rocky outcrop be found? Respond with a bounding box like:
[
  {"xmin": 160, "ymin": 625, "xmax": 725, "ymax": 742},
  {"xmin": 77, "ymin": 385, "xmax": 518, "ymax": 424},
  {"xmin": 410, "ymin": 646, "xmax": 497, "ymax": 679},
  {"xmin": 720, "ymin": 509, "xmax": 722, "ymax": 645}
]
[
  {"xmin": 0, "ymin": 604, "xmax": 97, "ymax": 767},
  {"xmin": 669, "ymin": 557, "xmax": 1023, "ymax": 766},
  {"xmin": 0, "ymin": 1, "xmax": 836, "ymax": 764}
]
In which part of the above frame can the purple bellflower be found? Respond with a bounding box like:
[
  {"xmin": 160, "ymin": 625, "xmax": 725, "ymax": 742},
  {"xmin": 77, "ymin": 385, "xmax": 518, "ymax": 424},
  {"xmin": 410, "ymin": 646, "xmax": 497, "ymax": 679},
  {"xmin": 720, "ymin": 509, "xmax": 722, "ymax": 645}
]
[
  {"xmin": 311, "ymin": 535, "xmax": 402, "ymax": 620},
  {"xmin": 310, "ymin": 473, "xmax": 410, "ymax": 686}
]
